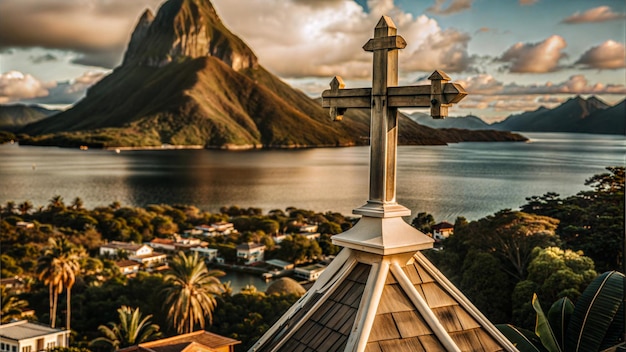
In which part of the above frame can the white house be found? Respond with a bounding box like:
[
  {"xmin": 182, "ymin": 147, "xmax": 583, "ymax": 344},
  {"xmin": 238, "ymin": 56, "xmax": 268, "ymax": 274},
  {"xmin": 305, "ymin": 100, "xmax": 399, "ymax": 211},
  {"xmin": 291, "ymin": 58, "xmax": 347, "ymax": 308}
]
[
  {"xmin": 298, "ymin": 224, "xmax": 318, "ymax": 233},
  {"xmin": 194, "ymin": 222, "xmax": 236, "ymax": 237},
  {"xmin": 432, "ymin": 221, "xmax": 454, "ymax": 241},
  {"xmin": 0, "ymin": 321, "xmax": 69, "ymax": 352},
  {"xmin": 294, "ymin": 264, "xmax": 326, "ymax": 281},
  {"xmin": 99, "ymin": 241, "xmax": 152, "ymax": 258},
  {"xmin": 115, "ymin": 260, "xmax": 141, "ymax": 275},
  {"xmin": 236, "ymin": 242, "xmax": 265, "ymax": 265},
  {"xmin": 190, "ymin": 247, "xmax": 218, "ymax": 262},
  {"xmin": 99, "ymin": 241, "xmax": 166, "ymax": 268}
]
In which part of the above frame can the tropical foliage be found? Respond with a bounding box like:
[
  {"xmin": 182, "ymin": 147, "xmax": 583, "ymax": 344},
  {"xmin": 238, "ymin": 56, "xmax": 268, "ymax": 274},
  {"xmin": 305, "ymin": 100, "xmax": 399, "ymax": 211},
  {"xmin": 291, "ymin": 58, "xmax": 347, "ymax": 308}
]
[
  {"xmin": 497, "ymin": 270, "xmax": 625, "ymax": 352},
  {"xmin": 90, "ymin": 306, "xmax": 161, "ymax": 351},
  {"xmin": 1, "ymin": 285, "xmax": 28, "ymax": 323},
  {"xmin": 162, "ymin": 251, "xmax": 224, "ymax": 334}
]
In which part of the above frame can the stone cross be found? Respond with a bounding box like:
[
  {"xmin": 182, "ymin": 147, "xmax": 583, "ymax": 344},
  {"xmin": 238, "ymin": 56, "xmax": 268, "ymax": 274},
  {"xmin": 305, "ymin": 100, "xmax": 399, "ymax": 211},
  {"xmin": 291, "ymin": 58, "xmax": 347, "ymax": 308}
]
[{"xmin": 322, "ymin": 16, "xmax": 467, "ymax": 219}]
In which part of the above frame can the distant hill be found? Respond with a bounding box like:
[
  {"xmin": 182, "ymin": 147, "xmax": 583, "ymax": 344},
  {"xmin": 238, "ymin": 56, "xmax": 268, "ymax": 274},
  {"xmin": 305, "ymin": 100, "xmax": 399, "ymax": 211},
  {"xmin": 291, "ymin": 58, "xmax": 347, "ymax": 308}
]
[
  {"xmin": 409, "ymin": 112, "xmax": 491, "ymax": 130},
  {"xmin": 408, "ymin": 96, "xmax": 624, "ymax": 136},
  {"xmin": 492, "ymin": 96, "xmax": 624, "ymax": 135},
  {"xmin": 19, "ymin": 0, "xmax": 525, "ymax": 149},
  {"xmin": 0, "ymin": 104, "xmax": 59, "ymax": 132}
]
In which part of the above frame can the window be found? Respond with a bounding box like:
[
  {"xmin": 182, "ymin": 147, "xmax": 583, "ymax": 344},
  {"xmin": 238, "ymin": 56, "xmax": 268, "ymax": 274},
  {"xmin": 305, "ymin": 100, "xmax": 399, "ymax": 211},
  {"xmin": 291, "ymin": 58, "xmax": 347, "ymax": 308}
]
[
  {"xmin": 22, "ymin": 346, "xmax": 31, "ymax": 352},
  {"xmin": 12, "ymin": 346, "xmax": 16, "ymax": 352},
  {"xmin": 46, "ymin": 343, "xmax": 55, "ymax": 349},
  {"xmin": 2, "ymin": 343, "xmax": 5, "ymax": 350}
]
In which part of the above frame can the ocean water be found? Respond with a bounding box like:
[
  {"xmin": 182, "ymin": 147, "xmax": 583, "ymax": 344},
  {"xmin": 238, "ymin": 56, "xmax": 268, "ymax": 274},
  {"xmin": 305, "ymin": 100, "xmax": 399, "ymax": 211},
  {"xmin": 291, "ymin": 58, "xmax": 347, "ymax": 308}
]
[{"xmin": 1, "ymin": 132, "xmax": 624, "ymax": 222}]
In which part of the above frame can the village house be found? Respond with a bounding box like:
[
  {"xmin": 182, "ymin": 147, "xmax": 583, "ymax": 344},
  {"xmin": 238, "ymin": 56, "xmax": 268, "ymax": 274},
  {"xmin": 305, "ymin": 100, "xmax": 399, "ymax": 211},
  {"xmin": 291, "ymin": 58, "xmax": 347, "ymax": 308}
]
[
  {"xmin": 115, "ymin": 260, "xmax": 141, "ymax": 276},
  {"xmin": 0, "ymin": 321, "xmax": 69, "ymax": 352},
  {"xmin": 15, "ymin": 222, "xmax": 34, "ymax": 230},
  {"xmin": 190, "ymin": 247, "xmax": 218, "ymax": 262},
  {"xmin": 235, "ymin": 242, "xmax": 265, "ymax": 265},
  {"xmin": 432, "ymin": 221, "xmax": 454, "ymax": 241},
  {"xmin": 148, "ymin": 235, "xmax": 203, "ymax": 253},
  {"xmin": 293, "ymin": 263, "xmax": 327, "ymax": 282},
  {"xmin": 192, "ymin": 222, "xmax": 236, "ymax": 237},
  {"xmin": 298, "ymin": 224, "xmax": 318, "ymax": 233},
  {"xmin": 99, "ymin": 241, "xmax": 167, "ymax": 268}
]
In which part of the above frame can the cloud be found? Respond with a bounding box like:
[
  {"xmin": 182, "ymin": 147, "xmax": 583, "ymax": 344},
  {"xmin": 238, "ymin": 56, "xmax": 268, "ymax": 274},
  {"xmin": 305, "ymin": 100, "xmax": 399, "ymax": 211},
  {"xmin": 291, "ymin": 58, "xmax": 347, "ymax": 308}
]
[
  {"xmin": 213, "ymin": 0, "xmax": 473, "ymax": 79},
  {"xmin": 0, "ymin": 0, "xmax": 163, "ymax": 69},
  {"xmin": 497, "ymin": 35, "xmax": 567, "ymax": 73},
  {"xmin": 0, "ymin": 71, "xmax": 54, "ymax": 103},
  {"xmin": 562, "ymin": 6, "xmax": 626, "ymax": 24},
  {"xmin": 457, "ymin": 73, "xmax": 626, "ymax": 96},
  {"xmin": 426, "ymin": 0, "xmax": 473, "ymax": 15},
  {"xmin": 1, "ymin": 70, "xmax": 108, "ymax": 105},
  {"xmin": 575, "ymin": 40, "xmax": 626, "ymax": 70}
]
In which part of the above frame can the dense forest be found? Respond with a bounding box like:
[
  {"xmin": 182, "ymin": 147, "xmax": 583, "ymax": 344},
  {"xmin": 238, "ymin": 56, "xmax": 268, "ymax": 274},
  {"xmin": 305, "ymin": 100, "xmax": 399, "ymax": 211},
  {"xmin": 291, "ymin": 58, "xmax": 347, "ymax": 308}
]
[{"xmin": 1, "ymin": 166, "xmax": 623, "ymax": 351}]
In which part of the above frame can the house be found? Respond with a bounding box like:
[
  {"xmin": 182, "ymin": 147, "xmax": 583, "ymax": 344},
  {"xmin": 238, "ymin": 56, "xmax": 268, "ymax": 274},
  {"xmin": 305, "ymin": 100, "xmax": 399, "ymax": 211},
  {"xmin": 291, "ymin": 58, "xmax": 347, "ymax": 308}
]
[
  {"xmin": 15, "ymin": 222, "xmax": 34, "ymax": 230},
  {"xmin": 265, "ymin": 259, "xmax": 295, "ymax": 271},
  {"xmin": 432, "ymin": 221, "xmax": 454, "ymax": 241},
  {"xmin": 194, "ymin": 222, "xmax": 236, "ymax": 237},
  {"xmin": 236, "ymin": 242, "xmax": 265, "ymax": 265},
  {"xmin": 118, "ymin": 330, "xmax": 240, "ymax": 352},
  {"xmin": 99, "ymin": 241, "xmax": 152, "ymax": 258},
  {"xmin": 115, "ymin": 260, "xmax": 141, "ymax": 275},
  {"xmin": 0, "ymin": 320, "xmax": 69, "ymax": 352},
  {"xmin": 190, "ymin": 247, "xmax": 218, "ymax": 262},
  {"xmin": 272, "ymin": 234, "xmax": 287, "ymax": 244},
  {"xmin": 99, "ymin": 241, "xmax": 166, "ymax": 268},
  {"xmin": 298, "ymin": 224, "xmax": 318, "ymax": 233},
  {"xmin": 293, "ymin": 263, "xmax": 326, "ymax": 281},
  {"xmin": 299, "ymin": 232, "xmax": 320, "ymax": 241},
  {"xmin": 148, "ymin": 238, "xmax": 176, "ymax": 252}
]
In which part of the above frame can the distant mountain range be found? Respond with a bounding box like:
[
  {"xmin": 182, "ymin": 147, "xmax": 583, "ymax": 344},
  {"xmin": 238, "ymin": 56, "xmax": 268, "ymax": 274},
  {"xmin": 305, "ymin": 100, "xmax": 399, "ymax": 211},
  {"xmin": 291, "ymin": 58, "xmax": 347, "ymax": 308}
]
[
  {"xmin": 0, "ymin": 104, "xmax": 60, "ymax": 132},
  {"xmin": 8, "ymin": 0, "xmax": 524, "ymax": 149},
  {"xmin": 410, "ymin": 96, "xmax": 625, "ymax": 135}
]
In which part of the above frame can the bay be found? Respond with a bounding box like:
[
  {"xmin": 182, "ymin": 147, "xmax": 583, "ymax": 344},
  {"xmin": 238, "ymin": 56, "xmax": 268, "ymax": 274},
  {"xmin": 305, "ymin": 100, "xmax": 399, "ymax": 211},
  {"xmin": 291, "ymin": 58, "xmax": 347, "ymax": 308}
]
[{"xmin": 0, "ymin": 132, "xmax": 624, "ymax": 223}]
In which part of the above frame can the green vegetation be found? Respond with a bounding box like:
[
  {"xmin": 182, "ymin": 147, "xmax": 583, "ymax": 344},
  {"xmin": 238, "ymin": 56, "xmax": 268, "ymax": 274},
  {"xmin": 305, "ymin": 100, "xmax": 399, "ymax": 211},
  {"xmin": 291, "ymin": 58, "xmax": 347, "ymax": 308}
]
[{"xmin": 0, "ymin": 166, "xmax": 622, "ymax": 350}]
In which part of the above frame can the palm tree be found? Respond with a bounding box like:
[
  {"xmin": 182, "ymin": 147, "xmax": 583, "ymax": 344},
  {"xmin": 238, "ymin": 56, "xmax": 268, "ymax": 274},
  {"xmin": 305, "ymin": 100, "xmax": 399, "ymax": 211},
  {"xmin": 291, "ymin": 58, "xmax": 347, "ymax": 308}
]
[
  {"xmin": 162, "ymin": 252, "xmax": 224, "ymax": 334},
  {"xmin": 48, "ymin": 195, "xmax": 65, "ymax": 211},
  {"xmin": 3, "ymin": 201, "xmax": 16, "ymax": 215},
  {"xmin": 90, "ymin": 306, "xmax": 161, "ymax": 351},
  {"xmin": 71, "ymin": 197, "xmax": 84, "ymax": 210},
  {"xmin": 1, "ymin": 286, "xmax": 28, "ymax": 323},
  {"xmin": 36, "ymin": 237, "xmax": 84, "ymax": 329},
  {"xmin": 18, "ymin": 201, "xmax": 33, "ymax": 215}
]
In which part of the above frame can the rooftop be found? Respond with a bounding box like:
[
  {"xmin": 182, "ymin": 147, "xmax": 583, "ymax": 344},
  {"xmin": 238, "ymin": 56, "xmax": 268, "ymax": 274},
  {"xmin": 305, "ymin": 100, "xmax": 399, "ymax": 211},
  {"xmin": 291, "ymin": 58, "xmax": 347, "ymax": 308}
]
[{"xmin": 0, "ymin": 320, "xmax": 68, "ymax": 341}]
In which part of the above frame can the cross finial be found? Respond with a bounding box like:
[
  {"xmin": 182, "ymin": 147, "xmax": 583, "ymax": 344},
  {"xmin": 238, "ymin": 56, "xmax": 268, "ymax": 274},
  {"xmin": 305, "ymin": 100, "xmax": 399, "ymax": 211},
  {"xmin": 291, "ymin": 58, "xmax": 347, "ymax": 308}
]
[{"xmin": 321, "ymin": 16, "xmax": 467, "ymax": 219}]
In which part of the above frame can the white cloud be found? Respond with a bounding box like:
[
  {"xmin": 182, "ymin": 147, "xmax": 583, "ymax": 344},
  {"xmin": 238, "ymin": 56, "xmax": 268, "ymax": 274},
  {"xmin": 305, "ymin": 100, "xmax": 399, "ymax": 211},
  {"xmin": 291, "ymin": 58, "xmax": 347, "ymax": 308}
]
[
  {"xmin": 213, "ymin": 0, "xmax": 473, "ymax": 79},
  {"xmin": 497, "ymin": 35, "xmax": 567, "ymax": 73},
  {"xmin": 0, "ymin": 71, "xmax": 54, "ymax": 103},
  {"xmin": 562, "ymin": 6, "xmax": 626, "ymax": 24},
  {"xmin": 575, "ymin": 40, "xmax": 626, "ymax": 70}
]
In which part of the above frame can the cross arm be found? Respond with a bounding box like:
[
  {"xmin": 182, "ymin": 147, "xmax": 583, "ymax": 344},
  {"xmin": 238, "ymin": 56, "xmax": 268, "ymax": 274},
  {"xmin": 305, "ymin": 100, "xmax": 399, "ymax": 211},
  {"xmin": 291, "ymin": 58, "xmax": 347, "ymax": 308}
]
[{"xmin": 321, "ymin": 76, "xmax": 371, "ymax": 120}]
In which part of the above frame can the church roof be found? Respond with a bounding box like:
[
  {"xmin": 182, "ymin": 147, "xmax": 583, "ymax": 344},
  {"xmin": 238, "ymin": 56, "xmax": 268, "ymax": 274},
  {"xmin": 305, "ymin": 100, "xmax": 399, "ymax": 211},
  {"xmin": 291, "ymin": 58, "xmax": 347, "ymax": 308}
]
[{"xmin": 248, "ymin": 249, "xmax": 515, "ymax": 352}]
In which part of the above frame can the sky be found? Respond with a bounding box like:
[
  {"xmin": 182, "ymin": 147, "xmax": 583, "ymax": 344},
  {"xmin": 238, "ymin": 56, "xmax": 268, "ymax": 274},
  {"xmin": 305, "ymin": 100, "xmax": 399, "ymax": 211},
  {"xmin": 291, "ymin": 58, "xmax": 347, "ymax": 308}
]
[{"xmin": 0, "ymin": 0, "xmax": 624, "ymax": 123}]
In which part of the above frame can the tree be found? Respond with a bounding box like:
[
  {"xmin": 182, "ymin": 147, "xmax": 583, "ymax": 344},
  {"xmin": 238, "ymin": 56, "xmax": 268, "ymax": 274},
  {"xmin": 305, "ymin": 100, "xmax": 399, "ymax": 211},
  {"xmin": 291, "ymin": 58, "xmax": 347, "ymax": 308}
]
[
  {"xmin": 1, "ymin": 285, "xmax": 28, "ymax": 323},
  {"xmin": 469, "ymin": 210, "xmax": 560, "ymax": 280},
  {"xmin": 276, "ymin": 235, "xmax": 322, "ymax": 264},
  {"xmin": 48, "ymin": 195, "xmax": 66, "ymax": 212},
  {"xmin": 71, "ymin": 197, "xmax": 84, "ymax": 211},
  {"xmin": 162, "ymin": 252, "xmax": 224, "ymax": 334},
  {"xmin": 36, "ymin": 237, "xmax": 84, "ymax": 329},
  {"xmin": 18, "ymin": 201, "xmax": 33, "ymax": 215},
  {"xmin": 90, "ymin": 306, "xmax": 161, "ymax": 351},
  {"xmin": 411, "ymin": 212, "xmax": 435, "ymax": 233}
]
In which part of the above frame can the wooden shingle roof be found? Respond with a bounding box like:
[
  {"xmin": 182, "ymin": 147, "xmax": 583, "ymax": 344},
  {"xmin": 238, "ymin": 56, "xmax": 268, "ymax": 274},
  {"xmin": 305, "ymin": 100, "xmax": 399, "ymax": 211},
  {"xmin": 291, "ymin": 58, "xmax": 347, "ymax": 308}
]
[{"xmin": 249, "ymin": 247, "xmax": 517, "ymax": 352}]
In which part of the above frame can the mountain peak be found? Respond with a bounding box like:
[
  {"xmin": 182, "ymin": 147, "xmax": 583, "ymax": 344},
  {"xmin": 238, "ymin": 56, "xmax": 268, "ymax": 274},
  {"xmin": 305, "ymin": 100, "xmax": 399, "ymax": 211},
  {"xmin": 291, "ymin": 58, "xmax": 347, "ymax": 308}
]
[{"xmin": 123, "ymin": 0, "xmax": 257, "ymax": 71}]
